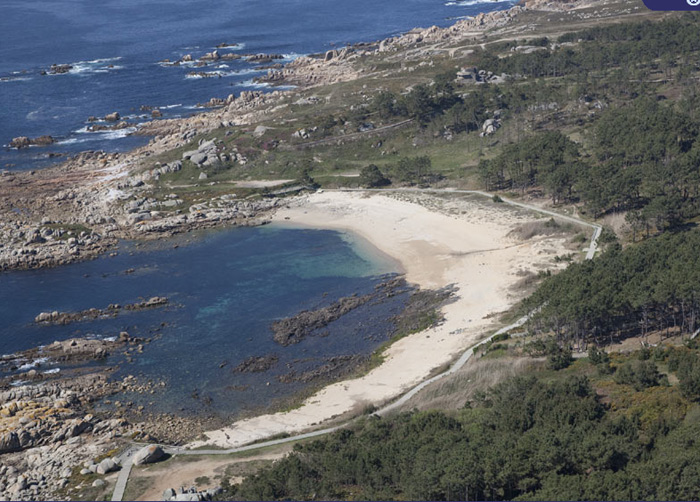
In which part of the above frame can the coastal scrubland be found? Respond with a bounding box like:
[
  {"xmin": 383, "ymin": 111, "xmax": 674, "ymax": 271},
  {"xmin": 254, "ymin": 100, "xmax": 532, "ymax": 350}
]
[{"xmin": 223, "ymin": 341, "xmax": 700, "ymax": 501}]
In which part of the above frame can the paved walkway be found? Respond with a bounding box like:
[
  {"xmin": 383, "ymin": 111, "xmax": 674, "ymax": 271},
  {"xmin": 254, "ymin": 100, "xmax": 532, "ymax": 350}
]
[{"xmin": 111, "ymin": 445, "xmax": 139, "ymax": 501}]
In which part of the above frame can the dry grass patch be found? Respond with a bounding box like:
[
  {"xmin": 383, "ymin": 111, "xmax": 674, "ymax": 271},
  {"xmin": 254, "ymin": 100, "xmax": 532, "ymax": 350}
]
[
  {"xmin": 399, "ymin": 356, "xmax": 535, "ymax": 412},
  {"xmin": 509, "ymin": 270, "xmax": 545, "ymax": 294},
  {"xmin": 509, "ymin": 218, "xmax": 575, "ymax": 241}
]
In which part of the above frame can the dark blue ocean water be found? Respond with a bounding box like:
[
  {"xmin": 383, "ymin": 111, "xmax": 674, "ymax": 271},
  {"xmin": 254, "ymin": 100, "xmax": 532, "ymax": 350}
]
[
  {"xmin": 0, "ymin": 0, "xmax": 514, "ymax": 171},
  {"xmin": 0, "ymin": 225, "xmax": 408, "ymax": 416}
]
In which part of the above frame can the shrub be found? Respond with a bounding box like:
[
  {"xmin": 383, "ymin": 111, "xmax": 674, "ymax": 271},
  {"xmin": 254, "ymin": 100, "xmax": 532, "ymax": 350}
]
[
  {"xmin": 669, "ymin": 350, "xmax": 700, "ymax": 401},
  {"xmin": 548, "ymin": 347, "xmax": 573, "ymax": 370},
  {"xmin": 359, "ymin": 164, "xmax": 390, "ymax": 188},
  {"xmin": 614, "ymin": 360, "xmax": 661, "ymax": 391},
  {"xmin": 589, "ymin": 345, "xmax": 610, "ymax": 365}
]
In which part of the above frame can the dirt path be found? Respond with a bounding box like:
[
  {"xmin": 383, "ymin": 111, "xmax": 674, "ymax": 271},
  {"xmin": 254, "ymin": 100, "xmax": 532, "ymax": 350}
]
[
  {"xmin": 131, "ymin": 450, "xmax": 289, "ymax": 501},
  {"xmin": 289, "ymin": 119, "xmax": 413, "ymax": 149}
]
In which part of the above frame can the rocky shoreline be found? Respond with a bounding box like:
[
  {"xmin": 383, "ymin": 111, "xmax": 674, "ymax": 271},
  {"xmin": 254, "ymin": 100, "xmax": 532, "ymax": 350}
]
[
  {"xmin": 0, "ymin": 334, "xmax": 136, "ymax": 501},
  {"xmin": 0, "ymin": 158, "xmax": 283, "ymax": 272},
  {"xmin": 0, "ymin": 0, "xmax": 584, "ymax": 275},
  {"xmin": 0, "ymin": 329, "xmax": 228, "ymax": 500},
  {"xmin": 1, "ymin": 82, "xmax": 295, "ymax": 273}
]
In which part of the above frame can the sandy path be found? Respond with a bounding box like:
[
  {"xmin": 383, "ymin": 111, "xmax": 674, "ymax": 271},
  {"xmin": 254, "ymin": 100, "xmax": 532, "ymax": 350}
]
[
  {"xmin": 188, "ymin": 190, "xmax": 570, "ymax": 449},
  {"xmin": 132, "ymin": 450, "xmax": 288, "ymax": 501}
]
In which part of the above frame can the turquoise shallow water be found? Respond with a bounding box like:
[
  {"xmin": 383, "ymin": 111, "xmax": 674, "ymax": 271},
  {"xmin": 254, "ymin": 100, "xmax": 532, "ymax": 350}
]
[{"xmin": 0, "ymin": 225, "xmax": 409, "ymax": 417}]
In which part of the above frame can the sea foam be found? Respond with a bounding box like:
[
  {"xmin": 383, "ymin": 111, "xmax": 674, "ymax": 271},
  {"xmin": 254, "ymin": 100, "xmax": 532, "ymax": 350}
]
[{"xmin": 445, "ymin": 0, "xmax": 512, "ymax": 6}]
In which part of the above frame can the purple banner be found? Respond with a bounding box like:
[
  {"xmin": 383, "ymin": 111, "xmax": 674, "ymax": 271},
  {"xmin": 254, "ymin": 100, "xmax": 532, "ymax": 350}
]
[{"xmin": 643, "ymin": 0, "xmax": 700, "ymax": 10}]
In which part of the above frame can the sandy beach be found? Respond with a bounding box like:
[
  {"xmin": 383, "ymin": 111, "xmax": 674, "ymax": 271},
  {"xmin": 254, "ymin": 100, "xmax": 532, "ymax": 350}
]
[{"xmin": 188, "ymin": 190, "xmax": 573, "ymax": 449}]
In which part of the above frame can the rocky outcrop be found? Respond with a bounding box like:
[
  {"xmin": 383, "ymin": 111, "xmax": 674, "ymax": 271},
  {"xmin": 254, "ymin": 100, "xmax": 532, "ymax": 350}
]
[
  {"xmin": 96, "ymin": 457, "xmax": 120, "ymax": 474},
  {"xmin": 121, "ymin": 197, "xmax": 279, "ymax": 235},
  {"xmin": 9, "ymin": 135, "xmax": 55, "ymax": 149},
  {"xmin": 1, "ymin": 333, "xmax": 137, "ymax": 378},
  {"xmin": 163, "ymin": 485, "xmax": 222, "ymax": 501},
  {"xmin": 259, "ymin": 55, "xmax": 360, "ymax": 88},
  {"xmin": 480, "ymin": 118, "xmax": 501, "ymax": 137},
  {"xmin": 161, "ymin": 50, "xmax": 242, "ymax": 67},
  {"xmin": 0, "ymin": 372, "xmax": 135, "ymax": 499},
  {"xmin": 271, "ymin": 294, "xmax": 372, "ymax": 346},
  {"xmin": 104, "ymin": 112, "xmax": 121, "ymax": 122},
  {"xmin": 0, "ymin": 330, "xmax": 191, "ymax": 499},
  {"xmin": 323, "ymin": 48, "xmax": 350, "ymax": 62},
  {"xmin": 186, "ymin": 70, "xmax": 221, "ymax": 79},
  {"xmin": 522, "ymin": 0, "xmax": 580, "ymax": 10},
  {"xmin": 0, "ymin": 432, "xmax": 21, "ymax": 454},
  {"xmin": 9, "ymin": 136, "xmax": 31, "ymax": 149},
  {"xmin": 33, "ymin": 135, "xmax": 56, "ymax": 146},
  {"xmin": 182, "ymin": 138, "xmax": 221, "ymax": 167},
  {"xmin": 87, "ymin": 121, "xmax": 133, "ymax": 132},
  {"xmin": 246, "ymin": 53, "xmax": 283, "ymax": 64},
  {"xmin": 34, "ymin": 297, "xmax": 169, "ymax": 326},
  {"xmin": 367, "ymin": 6, "xmax": 526, "ymax": 57},
  {"xmin": 47, "ymin": 64, "xmax": 72, "ymax": 74},
  {"xmin": 278, "ymin": 355, "xmax": 364, "ymax": 384},
  {"xmin": 200, "ymin": 50, "xmax": 221, "ymax": 61},
  {"xmin": 197, "ymin": 96, "xmax": 230, "ymax": 108},
  {"xmin": 271, "ymin": 277, "xmax": 410, "ymax": 346},
  {"xmin": 233, "ymin": 355, "xmax": 279, "ymax": 373},
  {"xmin": 254, "ymin": 3, "xmax": 530, "ymax": 89},
  {"xmin": 9, "ymin": 136, "xmax": 30, "ymax": 149},
  {"xmin": 456, "ymin": 67, "xmax": 508, "ymax": 85},
  {"xmin": 0, "ymin": 218, "xmax": 112, "ymax": 272},
  {"xmin": 132, "ymin": 444, "xmax": 165, "ymax": 465}
]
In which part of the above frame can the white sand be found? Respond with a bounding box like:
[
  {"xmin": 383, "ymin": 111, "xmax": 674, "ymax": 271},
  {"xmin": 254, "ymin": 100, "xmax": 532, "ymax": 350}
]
[{"xmin": 189, "ymin": 190, "xmax": 569, "ymax": 448}]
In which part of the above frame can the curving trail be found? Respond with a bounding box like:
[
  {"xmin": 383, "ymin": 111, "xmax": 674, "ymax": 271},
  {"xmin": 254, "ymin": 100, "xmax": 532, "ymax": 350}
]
[
  {"xmin": 111, "ymin": 189, "xmax": 601, "ymax": 501},
  {"xmin": 345, "ymin": 188, "xmax": 602, "ymax": 260},
  {"xmin": 289, "ymin": 119, "xmax": 414, "ymax": 150}
]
